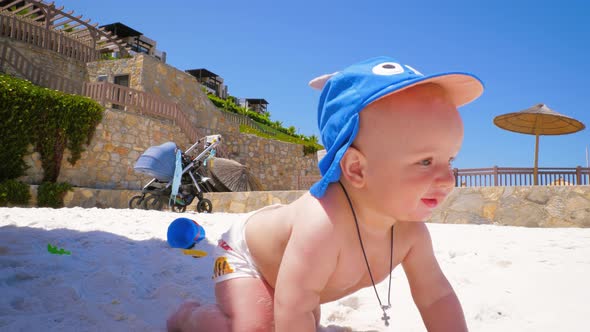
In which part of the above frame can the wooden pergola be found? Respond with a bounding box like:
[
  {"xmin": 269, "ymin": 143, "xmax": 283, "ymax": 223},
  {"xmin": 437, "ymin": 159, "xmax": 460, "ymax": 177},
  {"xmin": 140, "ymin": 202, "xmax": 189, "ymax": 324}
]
[{"xmin": 0, "ymin": 0, "xmax": 129, "ymax": 59}]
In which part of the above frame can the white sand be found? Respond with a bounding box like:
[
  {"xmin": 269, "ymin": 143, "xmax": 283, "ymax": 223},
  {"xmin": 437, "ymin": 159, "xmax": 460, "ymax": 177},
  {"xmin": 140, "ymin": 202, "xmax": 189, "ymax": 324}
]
[{"xmin": 1, "ymin": 207, "xmax": 589, "ymax": 331}]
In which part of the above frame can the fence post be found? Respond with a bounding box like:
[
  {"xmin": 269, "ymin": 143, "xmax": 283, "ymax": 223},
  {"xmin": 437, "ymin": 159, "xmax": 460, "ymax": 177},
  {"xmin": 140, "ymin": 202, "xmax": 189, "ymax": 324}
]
[
  {"xmin": 576, "ymin": 166, "xmax": 581, "ymax": 185},
  {"xmin": 100, "ymin": 82, "xmax": 106, "ymax": 106},
  {"xmin": 453, "ymin": 168, "xmax": 459, "ymax": 187},
  {"xmin": 493, "ymin": 165, "xmax": 498, "ymax": 186},
  {"xmin": 0, "ymin": 40, "xmax": 6, "ymax": 69},
  {"xmin": 44, "ymin": 4, "xmax": 52, "ymax": 50}
]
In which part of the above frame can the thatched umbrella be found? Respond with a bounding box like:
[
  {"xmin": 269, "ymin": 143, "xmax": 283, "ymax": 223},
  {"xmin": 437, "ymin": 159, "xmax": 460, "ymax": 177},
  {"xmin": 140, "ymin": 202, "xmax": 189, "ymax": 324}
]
[
  {"xmin": 207, "ymin": 158, "xmax": 263, "ymax": 192},
  {"xmin": 493, "ymin": 104, "xmax": 585, "ymax": 184}
]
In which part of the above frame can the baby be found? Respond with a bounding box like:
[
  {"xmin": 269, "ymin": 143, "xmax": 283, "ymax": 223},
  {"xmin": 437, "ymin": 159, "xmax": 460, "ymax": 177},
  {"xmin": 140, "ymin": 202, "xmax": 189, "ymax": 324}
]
[{"xmin": 167, "ymin": 56, "xmax": 484, "ymax": 331}]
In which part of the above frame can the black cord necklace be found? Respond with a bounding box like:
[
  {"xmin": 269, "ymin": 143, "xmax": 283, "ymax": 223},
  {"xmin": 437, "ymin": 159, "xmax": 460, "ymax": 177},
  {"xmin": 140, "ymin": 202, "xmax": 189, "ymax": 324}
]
[{"xmin": 338, "ymin": 181, "xmax": 394, "ymax": 327}]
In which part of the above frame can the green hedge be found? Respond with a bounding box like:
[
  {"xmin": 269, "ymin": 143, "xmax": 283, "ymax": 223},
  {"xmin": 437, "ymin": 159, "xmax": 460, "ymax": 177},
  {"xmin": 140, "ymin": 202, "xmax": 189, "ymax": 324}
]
[
  {"xmin": 0, "ymin": 179, "xmax": 31, "ymax": 206},
  {"xmin": 207, "ymin": 93, "xmax": 323, "ymax": 151},
  {"xmin": 208, "ymin": 93, "xmax": 274, "ymax": 126},
  {"xmin": 37, "ymin": 182, "xmax": 72, "ymax": 208},
  {"xmin": 0, "ymin": 74, "xmax": 104, "ymax": 182},
  {"xmin": 240, "ymin": 125, "xmax": 322, "ymax": 156}
]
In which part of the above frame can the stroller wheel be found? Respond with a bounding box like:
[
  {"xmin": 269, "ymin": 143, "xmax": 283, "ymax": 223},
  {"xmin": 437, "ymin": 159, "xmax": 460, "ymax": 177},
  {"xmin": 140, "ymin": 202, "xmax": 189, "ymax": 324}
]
[
  {"xmin": 144, "ymin": 195, "xmax": 163, "ymax": 210},
  {"xmin": 196, "ymin": 198, "xmax": 213, "ymax": 213},
  {"xmin": 129, "ymin": 195, "xmax": 145, "ymax": 209},
  {"xmin": 171, "ymin": 205, "xmax": 187, "ymax": 213}
]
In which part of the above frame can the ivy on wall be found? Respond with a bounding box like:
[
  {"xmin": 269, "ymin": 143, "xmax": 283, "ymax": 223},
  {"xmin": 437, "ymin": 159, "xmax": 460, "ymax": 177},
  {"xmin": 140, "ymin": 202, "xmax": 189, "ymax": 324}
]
[{"xmin": 0, "ymin": 73, "xmax": 103, "ymax": 187}]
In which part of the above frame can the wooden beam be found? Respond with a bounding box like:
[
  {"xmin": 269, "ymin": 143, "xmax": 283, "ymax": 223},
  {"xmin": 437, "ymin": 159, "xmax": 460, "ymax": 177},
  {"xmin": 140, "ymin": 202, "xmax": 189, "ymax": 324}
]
[
  {"xmin": 63, "ymin": 19, "xmax": 89, "ymax": 31},
  {"xmin": 49, "ymin": 10, "xmax": 73, "ymax": 23},
  {"xmin": 49, "ymin": 13, "xmax": 65, "ymax": 22},
  {"xmin": 51, "ymin": 15, "xmax": 82, "ymax": 28},
  {"xmin": 20, "ymin": 7, "xmax": 42, "ymax": 19},
  {"xmin": 100, "ymin": 43, "xmax": 120, "ymax": 51},
  {"xmin": 1, "ymin": 0, "xmax": 24, "ymax": 11},
  {"xmin": 70, "ymin": 26, "xmax": 90, "ymax": 36},
  {"xmin": 13, "ymin": 2, "xmax": 33, "ymax": 14},
  {"xmin": 31, "ymin": 13, "xmax": 45, "ymax": 21}
]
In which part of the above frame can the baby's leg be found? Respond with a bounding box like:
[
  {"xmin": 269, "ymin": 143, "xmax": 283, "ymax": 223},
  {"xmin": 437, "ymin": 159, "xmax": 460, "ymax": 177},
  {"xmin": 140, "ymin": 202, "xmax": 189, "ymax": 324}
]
[
  {"xmin": 167, "ymin": 301, "xmax": 230, "ymax": 332},
  {"xmin": 216, "ymin": 277, "xmax": 275, "ymax": 332}
]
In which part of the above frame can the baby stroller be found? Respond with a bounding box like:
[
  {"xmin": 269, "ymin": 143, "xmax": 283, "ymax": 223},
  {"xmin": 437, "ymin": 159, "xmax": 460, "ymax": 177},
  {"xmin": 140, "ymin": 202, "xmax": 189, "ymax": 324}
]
[{"xmin": 128, "ymin": 135, "xmax": 222, "ymax": 213}]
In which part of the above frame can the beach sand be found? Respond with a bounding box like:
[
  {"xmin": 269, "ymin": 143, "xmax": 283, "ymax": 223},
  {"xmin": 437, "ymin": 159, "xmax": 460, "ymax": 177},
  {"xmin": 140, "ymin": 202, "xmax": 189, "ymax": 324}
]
[{"xmin": 1, "ymin": 207, "xmax": 589, "ymax": 331}]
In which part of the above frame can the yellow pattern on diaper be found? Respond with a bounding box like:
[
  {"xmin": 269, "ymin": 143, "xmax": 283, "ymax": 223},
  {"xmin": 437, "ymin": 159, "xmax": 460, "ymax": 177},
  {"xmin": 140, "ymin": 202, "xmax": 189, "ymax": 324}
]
[{"xmin": 213, "ymin": 256, "xmax": 234, "ymax": 279}]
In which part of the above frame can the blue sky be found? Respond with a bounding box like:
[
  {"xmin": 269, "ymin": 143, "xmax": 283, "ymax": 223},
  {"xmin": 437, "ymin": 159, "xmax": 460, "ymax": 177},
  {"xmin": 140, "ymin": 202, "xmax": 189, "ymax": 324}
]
[{"xmin": 58, "ymin": 0, "xmax": 590, "ymax": 169}]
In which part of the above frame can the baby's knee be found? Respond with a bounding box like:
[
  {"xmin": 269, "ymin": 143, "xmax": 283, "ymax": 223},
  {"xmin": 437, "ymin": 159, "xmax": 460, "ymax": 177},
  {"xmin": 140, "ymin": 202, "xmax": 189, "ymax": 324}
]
[{"xmin": 167, "ymin": 302, "xmax": 230, "ymax": 332}]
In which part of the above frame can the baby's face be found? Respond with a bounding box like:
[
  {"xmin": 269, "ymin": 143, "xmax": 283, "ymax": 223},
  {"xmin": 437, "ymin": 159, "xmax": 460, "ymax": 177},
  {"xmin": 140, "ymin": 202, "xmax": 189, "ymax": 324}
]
[{"xmin": 355, "ymin": 84, "xmax": 463, "ymax": 222}]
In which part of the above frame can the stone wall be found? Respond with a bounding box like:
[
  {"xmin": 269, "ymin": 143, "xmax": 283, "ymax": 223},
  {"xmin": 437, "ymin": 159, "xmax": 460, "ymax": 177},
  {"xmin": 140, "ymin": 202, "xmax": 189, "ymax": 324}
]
[
  {"xmin": 140, "ymin": 55, "xmax": 227, "ymax": 136},
  {"xmin": 86, "ymin": 56, "xmax": 144, "ymax": 89},
  {"xmin": 18, "ymin": 106, "xmax": 316, "ymax": 191},
  {"xmin": 9, "ymin": 48, "xmax": 318, "ymax": 190},
  {"xmin": 431, "ymin": 186, "xmax": 590, "ymax": 227},
  {"xmin": 20, "ymin": 109, "xmax": 189, "ymax": 189},
  {"xmin": 20, "ymin": 185, "xmax": 590, "ymax": 227},
  {"xmin": 0, "ymin": 37, "xmax": 87, "ymax": 89},
  {"xmin": 81, "ymin": 54, "xmax": 319, "ymax": 190}
]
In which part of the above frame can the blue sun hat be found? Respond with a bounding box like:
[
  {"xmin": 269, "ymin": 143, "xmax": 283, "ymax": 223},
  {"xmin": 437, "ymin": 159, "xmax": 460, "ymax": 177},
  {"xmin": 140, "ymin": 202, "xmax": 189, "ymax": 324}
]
[{"xmin": 309, "ymin": 56, "xmax": 484, "ymax": 198}]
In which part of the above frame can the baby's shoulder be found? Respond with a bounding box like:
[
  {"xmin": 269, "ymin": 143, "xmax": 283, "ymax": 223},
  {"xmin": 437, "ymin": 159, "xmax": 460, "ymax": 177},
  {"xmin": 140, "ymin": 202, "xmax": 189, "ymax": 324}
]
[
  {"xmin": 396, "ymin": 221, "xmax": 431, "ymax": 244},
  {"xmin": 396, "ymin": 221, "xmax": 429, "ymax": 236},
  {"xmin": 394, "ymin": 222, "xmax": 433, "ymax": 257}
]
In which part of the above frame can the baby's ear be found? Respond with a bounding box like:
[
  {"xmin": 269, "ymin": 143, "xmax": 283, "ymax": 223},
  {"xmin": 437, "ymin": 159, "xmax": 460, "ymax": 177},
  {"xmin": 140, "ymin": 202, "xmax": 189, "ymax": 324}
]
[
  {"xmin": 308, "ymin": 72, "xmax": 338, "ymax": 90},
  {"xmin": 340, "ymin": 146, "xmax": 367, "ymax": 188}
]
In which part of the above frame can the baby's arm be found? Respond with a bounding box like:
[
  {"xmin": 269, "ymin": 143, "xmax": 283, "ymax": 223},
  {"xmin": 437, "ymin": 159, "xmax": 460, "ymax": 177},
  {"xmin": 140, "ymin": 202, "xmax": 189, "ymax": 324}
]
[
  {"xmin": 273, "ymin": 219, "xmax": 340, "ymax": 332},
  {"xmin": 401, "ymin": 222, "xmax": 468, "ymax": 332}
]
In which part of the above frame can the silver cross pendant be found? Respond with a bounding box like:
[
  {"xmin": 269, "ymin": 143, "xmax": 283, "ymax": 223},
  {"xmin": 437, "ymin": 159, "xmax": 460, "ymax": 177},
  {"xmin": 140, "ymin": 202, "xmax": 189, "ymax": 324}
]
[{"xmin": 381, "ymin": 305, "xmax": 391, "ymax": 327}]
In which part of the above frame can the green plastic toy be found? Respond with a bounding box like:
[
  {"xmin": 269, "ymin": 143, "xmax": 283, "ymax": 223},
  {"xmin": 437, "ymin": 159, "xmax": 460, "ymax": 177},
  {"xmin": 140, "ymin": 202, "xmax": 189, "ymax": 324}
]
[{"xmin": 47, "ymin": 243, "xmax": 71, "ymax": 255}]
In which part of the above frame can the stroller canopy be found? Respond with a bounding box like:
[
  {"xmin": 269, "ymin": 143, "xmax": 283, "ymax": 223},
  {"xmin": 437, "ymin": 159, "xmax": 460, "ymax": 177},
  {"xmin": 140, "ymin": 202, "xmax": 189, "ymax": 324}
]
[{"xmin": 134, "ymin": 142, "xmax": 178, "ymax": 182}]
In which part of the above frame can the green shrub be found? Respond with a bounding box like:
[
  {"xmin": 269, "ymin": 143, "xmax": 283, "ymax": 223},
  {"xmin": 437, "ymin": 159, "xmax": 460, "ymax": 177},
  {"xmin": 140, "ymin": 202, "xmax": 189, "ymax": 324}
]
[
  {"xmin": 37, "ymin": 182, "xmax": 72, "ymax": 208},
  {"xmin": 0, "ymin": 180, "xmax": 31, "ymax": 206},
  {"xmin": 303, "ymin": 144, "xmax": 320, "ymax": 156},
  {"xmin": 0, "ymin": 75, "xmax": 34, "ymax": 181},
  {"xmin": 240, "ymin": 124, "xmax": 323, "ymax": 156},
  {"xmin": 207, "ymin": 94, "xmax": 293, "ymax": 135},
  {"xmin": 0, "ymin": 74, "xmax": 103, "ymax": 183}
]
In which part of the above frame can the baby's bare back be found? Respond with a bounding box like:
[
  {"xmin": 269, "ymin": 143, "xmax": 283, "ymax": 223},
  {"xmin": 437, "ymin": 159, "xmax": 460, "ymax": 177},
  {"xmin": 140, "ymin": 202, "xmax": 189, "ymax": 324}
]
[{"xmin": 245, "ymin": 193, "xmax": 413, "ymax": 304}]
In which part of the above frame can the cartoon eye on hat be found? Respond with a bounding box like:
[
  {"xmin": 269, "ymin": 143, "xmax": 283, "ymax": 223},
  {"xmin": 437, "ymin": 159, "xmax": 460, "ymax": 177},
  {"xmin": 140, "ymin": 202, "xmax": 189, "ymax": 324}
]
[{"xmin": 372, "ymin": 62, "xmax": 404, "ymax": 75}]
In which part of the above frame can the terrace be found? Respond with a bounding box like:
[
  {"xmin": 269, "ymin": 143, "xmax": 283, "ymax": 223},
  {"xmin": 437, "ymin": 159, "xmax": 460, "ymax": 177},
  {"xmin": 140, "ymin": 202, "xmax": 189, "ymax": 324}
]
[
  {"xmin": 244, "ymin": 98, "xmax": 269, "ymax": 115},
  {"xmin": 0, "ymin": 0, "xmax": 129, "ymax": 61},
  {"xmin": 186, "ymin": 68, "xmax": 227, "ymax": 99}
]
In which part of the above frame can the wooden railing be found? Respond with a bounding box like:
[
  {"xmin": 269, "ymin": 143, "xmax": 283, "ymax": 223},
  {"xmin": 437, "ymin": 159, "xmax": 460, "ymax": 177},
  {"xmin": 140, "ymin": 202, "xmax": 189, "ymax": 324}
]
[
  {"xmin": 295, "ymin": 167, "xmax": 590, "ymax": 190},
  {"xmin": 0, "ymin": 40, "xmax": 83, "ymax": 94},
  {"xmin": 0, "ymin": 12, "xmax": 99, "ymax": 62},
  {"xmin": 454, "ymin": 166, "xmax": 590, "ymax": 187},
  {"xmin": 83, "ymin": 81, "xmax": 198, "ymax": 142},
  {"xmin": 221, "ymin": 111, "xmax": 277, "ymax": 136}
]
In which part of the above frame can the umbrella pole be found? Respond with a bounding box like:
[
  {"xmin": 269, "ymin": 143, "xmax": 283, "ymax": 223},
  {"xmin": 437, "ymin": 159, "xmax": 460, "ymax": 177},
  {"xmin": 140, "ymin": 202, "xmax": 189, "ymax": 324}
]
[{"xmin": 534, "ymin": 133, "xmax": 539, "ymax": 185}]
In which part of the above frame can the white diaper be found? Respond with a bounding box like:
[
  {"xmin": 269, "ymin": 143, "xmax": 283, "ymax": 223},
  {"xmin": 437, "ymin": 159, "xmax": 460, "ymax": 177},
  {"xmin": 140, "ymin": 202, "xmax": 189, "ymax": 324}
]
[{"xmin": 212, "ymin": 205, "xmax": 282, "ymax": 283}]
